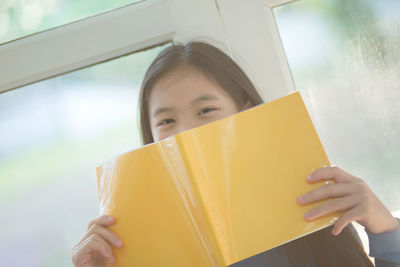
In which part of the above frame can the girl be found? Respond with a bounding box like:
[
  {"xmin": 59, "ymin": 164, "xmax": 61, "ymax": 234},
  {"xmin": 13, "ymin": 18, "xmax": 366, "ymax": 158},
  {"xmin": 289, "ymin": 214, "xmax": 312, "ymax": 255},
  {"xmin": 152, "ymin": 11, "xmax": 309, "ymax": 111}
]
[{"xmin": 72, "ymin": 42, "xmax": 400, "ymax": 267}]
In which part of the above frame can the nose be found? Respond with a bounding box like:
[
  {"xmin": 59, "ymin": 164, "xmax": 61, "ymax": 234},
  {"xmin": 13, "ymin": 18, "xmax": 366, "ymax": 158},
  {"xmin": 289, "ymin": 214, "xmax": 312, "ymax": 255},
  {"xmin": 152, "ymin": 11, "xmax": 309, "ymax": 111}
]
[{"xmin": 177, "ymin": 117, "xmax": 207, "ymax": 133}]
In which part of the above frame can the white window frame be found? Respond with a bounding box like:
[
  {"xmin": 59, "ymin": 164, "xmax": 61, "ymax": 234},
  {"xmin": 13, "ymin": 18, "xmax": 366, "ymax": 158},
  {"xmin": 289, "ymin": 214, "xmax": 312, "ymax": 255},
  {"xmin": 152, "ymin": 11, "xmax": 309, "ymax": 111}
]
[
  {"xmin": 264, "ymin": 0, "xmax": 296, "ymax": 8},
  {"xmin": 0, "ymin": 0, "xmax": 295, "ymax": 103},
  {"xmin": 0, "ymin": 0, "xmax": 175, "ymax": 93}
]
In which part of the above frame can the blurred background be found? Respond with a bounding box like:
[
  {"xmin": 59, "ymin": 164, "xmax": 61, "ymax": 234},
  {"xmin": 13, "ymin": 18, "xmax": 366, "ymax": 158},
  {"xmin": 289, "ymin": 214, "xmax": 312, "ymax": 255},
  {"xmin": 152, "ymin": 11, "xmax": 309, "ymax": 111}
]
[
  {"xmin": 275, "ymin": 0, "xmax": 400, "ymax": 210},
  {"xmin": 0, "ymin": 0, "xmax": 399, "ymax": 266}
]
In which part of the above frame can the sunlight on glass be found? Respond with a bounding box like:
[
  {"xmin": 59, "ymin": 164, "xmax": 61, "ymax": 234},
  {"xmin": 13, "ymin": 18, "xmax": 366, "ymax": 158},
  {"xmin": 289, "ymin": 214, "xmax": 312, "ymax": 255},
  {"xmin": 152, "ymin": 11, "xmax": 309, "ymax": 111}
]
[
  {"xmin": 275, "ymin": 0, "xmax": 400, "ymax": 211},
  {"xmin": 0, "ymin": 43, "xmax": 169, "ymax": 267}
]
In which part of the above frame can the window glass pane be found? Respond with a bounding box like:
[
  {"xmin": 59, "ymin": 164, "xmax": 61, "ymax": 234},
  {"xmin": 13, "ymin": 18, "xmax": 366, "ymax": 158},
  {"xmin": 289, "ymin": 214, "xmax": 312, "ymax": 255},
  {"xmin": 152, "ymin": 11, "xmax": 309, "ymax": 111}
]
[
  {"xmin": 0, "ymin": 43, "xmax": 169, "ymax": 266},
  {"xmin": 274, "ymin": 0, "xmax": 400, "ymax": 211},
  {"xmin": 0, "ymin": 0, "xmax": 142, "ymax": 44}
]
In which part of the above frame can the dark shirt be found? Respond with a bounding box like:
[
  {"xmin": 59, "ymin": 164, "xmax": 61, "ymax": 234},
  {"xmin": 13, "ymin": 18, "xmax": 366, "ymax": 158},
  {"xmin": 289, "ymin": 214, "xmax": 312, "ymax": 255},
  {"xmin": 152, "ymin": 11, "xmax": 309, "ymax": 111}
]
[{"xmin": 230, "ymin": 220, "xmax": 400, "ymax": 267}]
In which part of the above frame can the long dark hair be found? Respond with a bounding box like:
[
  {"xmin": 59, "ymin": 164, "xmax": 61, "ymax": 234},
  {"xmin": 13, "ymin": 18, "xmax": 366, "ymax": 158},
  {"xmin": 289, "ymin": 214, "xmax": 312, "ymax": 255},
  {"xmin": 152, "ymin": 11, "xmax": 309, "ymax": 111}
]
[
  {"xmin": 139, "ymin": 41, "xmax": 263, "ymax": 144},
  {"xmin": 138, "ymin": 41, "xmax": 373, "ymax": 266}
]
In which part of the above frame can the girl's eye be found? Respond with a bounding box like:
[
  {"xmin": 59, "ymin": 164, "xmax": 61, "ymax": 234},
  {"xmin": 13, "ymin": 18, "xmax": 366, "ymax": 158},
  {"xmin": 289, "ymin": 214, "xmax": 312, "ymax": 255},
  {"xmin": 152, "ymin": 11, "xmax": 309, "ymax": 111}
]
[
  {"xmin": 198, "ymin": 108, "xmax": 217, "ymax": 116},
  {"xmin": 157, "ymin": 118, "xmax": 175, "ymax": 127}
]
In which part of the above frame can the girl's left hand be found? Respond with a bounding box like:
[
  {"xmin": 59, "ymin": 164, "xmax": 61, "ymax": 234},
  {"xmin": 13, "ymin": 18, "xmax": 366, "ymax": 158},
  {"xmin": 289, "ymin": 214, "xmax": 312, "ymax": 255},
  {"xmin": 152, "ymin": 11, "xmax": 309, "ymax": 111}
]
[{"xmin": 296, "ymin": 166, "xmax": 400, "ymax": 235}]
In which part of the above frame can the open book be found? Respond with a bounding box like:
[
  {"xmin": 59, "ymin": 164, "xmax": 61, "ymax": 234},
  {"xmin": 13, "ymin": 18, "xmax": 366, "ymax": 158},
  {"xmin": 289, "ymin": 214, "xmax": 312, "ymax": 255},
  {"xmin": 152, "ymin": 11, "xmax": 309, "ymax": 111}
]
[{"xmin": 96, "ymin": 91, "xmax": 340, "ymax": 266}]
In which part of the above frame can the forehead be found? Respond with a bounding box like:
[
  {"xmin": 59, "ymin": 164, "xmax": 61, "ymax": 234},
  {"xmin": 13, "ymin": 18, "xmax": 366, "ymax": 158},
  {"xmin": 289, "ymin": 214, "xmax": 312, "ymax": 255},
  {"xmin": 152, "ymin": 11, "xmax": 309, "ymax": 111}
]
[{"xmin": 148, "ymin": 68, "xmax": 227, "ymax": 107}]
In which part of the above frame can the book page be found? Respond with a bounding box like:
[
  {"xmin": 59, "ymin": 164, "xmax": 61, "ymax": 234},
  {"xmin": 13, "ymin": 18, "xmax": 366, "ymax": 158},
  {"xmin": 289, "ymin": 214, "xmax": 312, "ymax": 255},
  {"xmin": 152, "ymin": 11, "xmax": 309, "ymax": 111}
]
[
  {"xmin": 96, "ymin": 137, "xmax": 222, "ymax": 266},
  {"xmin": 176, "ymin": 91, "xmax": 341, "ymax": 265}
]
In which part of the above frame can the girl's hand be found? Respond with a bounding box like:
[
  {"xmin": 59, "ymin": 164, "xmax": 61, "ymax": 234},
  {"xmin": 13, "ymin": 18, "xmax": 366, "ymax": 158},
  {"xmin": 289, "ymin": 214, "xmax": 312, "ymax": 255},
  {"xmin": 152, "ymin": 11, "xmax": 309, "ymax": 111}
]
[
  {"xmin": 296, "ymin": 166, "xmax": 400, "ymax": 235},
  {"xmin": 72, "ymin": 215, "xmax": 123, "ymax": 267}
]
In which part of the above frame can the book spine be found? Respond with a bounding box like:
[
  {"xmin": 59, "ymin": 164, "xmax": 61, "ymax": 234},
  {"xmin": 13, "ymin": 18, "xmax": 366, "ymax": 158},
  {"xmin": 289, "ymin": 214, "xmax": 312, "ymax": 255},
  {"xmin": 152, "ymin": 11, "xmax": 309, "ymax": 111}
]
[{"xmin": 175, "ymin": 134, "xmax": 226, "ymax": 267}]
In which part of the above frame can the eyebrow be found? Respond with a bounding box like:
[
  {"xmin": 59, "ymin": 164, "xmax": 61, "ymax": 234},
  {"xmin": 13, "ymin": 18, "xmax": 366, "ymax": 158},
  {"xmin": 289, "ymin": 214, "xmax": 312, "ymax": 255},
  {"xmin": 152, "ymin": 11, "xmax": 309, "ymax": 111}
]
[
  {"xmin": 151, "ymin": 94, "xmax": 219, "ymax": 118},
  {"xmin": 191, "ymin": 94, "xmax": 219, "ymax": 105}
]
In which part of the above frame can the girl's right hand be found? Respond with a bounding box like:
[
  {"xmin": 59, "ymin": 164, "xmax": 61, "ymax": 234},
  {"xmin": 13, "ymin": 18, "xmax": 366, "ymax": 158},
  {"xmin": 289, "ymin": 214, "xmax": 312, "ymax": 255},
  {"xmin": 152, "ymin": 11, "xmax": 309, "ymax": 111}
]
[{"xmin": 72, "ymin": 215, "xmax": 123, "ymax": 267}]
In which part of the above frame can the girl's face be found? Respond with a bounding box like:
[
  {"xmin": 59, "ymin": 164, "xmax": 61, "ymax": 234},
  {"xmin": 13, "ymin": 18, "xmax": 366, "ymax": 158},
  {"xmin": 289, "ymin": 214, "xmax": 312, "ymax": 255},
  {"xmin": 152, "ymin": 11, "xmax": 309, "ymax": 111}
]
[{"xmin": 148, "ymin": 68, "xmax": 243, "ymax": 142}]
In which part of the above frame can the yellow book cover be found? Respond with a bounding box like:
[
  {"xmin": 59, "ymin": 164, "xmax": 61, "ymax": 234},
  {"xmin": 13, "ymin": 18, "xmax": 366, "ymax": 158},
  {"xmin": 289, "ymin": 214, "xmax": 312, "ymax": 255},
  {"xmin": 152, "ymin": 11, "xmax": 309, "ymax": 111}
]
[{"xmin": 96, "ymin": 91, "xmax": 340, "ymax": 266}]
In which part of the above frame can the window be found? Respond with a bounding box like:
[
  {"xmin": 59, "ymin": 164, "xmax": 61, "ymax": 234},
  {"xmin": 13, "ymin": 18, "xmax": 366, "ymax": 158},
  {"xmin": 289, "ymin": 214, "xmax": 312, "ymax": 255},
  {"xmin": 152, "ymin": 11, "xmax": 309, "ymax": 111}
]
[
  {"xmin": 3, "ymin": 0, "xmax": 398, "ymax": 264},
  {"xmin": 0, "ymin": 0, "xmax": 142, "ymax": 44},
  {"xmin": 274, "ymin": 0, "xmax": 400, "ymax": 211},
  {"xmin": 0, "ymin": 43, "xmax": 169, "ymax": 266}
]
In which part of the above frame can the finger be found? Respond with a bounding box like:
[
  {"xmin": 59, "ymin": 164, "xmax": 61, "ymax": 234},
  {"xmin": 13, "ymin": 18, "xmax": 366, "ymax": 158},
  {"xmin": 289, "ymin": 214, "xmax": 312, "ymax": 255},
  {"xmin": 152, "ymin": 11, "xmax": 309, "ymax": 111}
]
[
  {"xmin": 307, "ymin": 166, "xmax": 354, "ymax": 184},
  {"xmin": 75, "ymin": 215, "xmax": 117, "ymax": 247},
  {"xmin": 88, "ymin": 215, "xmax": 115, "ymax": 230},
  {"xmin": 75, "ymin": 233, "xmax": 116, "ymax": 264},
  {"xmin": 303, "ymin": 195, "xmax": 359, "ymax": 221},
  {"xmin": 332, "ymin": 207, "xmax": 362, "ymax": 235},
  {"xmin": 86, "ymin": 224, "xmax": 123, "ymax": 248},
  {"xmin": 297, "ymin": 183, "xmax": 356, "ymax": 205}
]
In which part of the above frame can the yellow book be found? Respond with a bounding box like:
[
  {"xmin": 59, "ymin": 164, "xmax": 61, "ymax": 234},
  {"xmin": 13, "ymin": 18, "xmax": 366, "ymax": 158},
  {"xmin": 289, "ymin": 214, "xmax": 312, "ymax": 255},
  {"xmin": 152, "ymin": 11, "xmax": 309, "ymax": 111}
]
[{"xmin": 96, "ymin": 91, "xmax": 340, "ymax": 266}]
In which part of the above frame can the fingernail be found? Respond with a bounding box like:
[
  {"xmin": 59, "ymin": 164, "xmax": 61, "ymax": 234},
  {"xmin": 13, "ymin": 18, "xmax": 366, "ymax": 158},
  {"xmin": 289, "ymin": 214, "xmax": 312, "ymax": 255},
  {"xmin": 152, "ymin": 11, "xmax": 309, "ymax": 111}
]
[
  {"xmin": 297, "ymin": 196, "xmax": 304, "ymax": 203},
  {"xmin": 304, "ymin": 211, "xmax": 312, "ymax": 219},
  {"xmin": 306, "ymin": 175, "xmax": 312, "ymax": 181},
  {"xmin": 116, "ymin": 240, "xmax": 123, "ymax": 247}
]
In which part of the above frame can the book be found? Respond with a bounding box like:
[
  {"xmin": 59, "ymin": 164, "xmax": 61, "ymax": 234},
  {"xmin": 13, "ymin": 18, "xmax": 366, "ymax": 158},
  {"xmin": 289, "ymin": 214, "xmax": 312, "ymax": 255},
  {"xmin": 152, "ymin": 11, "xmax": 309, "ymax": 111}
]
[{"xmin": 96, "ymin": 91, "xmax": 340, "ymax": 266}]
